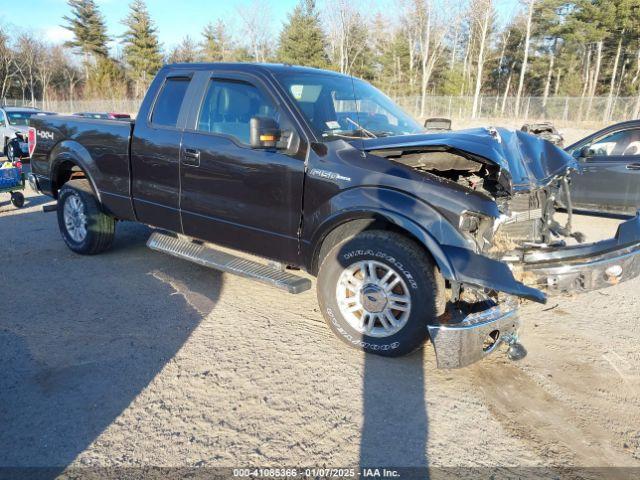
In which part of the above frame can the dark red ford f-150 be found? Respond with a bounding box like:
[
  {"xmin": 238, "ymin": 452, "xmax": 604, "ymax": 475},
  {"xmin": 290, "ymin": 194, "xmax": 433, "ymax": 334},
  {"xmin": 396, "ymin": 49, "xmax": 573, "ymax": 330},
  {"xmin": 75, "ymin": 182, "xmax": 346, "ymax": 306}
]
[{"xmin": 27, "ymin": 63, "xmax": 640, "ymax": 368}]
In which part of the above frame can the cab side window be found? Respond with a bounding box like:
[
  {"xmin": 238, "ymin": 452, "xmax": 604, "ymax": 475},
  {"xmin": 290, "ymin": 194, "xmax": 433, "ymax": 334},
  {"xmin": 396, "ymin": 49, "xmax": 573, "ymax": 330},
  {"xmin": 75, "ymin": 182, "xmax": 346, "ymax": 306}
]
[
  {"xmin": 197, "ymin": 79, "xmax": 279, "ymax": 145},
  {"xmin": 151, "ymin": 77, "xmax": 191, "ymax": 128},
  {"xmin": 590, "ymin": 129, "xmax": 640, "ymax": 157},
  {"xmin": 0, "ymin": 111, "xmax": 5, "ymax": 125}
]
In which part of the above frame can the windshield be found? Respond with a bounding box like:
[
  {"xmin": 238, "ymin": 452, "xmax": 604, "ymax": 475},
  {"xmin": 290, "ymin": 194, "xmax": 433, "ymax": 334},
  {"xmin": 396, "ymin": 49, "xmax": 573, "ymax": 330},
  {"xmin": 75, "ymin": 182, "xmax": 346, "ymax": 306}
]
[
  {"xmin": 275, "ymin": 72, "xmax": 423, "ymax": 141},
  {"xmin": 7, "ymin": 112, "xmax": 36, "ymax": 126}
]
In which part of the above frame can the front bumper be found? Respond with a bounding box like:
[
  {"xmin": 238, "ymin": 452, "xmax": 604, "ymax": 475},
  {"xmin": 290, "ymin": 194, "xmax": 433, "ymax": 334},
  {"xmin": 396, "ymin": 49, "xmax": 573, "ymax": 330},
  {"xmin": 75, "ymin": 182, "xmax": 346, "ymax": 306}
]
[
  {"xmin": 520, "ymin": 213, "xmax": 640, "ymax": 294},
  {"xmin": 427, "ymin": 299, "xmax": 520, "ymax": 369}
]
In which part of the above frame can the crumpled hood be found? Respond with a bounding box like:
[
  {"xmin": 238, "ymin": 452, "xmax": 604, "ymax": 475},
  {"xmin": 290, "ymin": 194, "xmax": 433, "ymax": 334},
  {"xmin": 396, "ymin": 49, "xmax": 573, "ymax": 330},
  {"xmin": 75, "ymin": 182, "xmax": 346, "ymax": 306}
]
[{"xmin": 359, "ymin": 127, "xmax": 579, "ymax": 192}]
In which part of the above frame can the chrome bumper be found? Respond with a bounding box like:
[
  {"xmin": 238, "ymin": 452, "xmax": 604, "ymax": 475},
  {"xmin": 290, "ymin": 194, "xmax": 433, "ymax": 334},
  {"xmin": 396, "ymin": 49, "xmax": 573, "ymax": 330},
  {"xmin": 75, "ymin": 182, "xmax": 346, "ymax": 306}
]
[
  {"xmin": 525, "ymin": 243, "xmax": 640, "ymax": 294},
  {"xmin": 427, "ymin": 300, "xmax": 520, "ymax": 369},
  {"xmin": 521, "ymin": 213, "xmax": 640, "ymax": 295}
]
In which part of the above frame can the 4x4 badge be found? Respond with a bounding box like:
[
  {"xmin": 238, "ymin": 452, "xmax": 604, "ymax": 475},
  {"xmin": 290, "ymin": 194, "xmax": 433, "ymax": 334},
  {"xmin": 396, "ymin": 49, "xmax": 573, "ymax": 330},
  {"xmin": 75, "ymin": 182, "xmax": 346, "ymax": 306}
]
[{"xmin": 36, "ymin": 130, "xmax": 54, "ymax": 141}]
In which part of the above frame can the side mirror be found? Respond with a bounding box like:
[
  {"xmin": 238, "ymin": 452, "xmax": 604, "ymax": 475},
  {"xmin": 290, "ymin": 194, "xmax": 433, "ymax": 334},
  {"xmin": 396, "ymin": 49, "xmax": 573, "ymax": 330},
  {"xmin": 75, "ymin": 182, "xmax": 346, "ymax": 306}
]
[{"xmin": 250, "ymin": 116, "xmax": 282, "ymax": 149}]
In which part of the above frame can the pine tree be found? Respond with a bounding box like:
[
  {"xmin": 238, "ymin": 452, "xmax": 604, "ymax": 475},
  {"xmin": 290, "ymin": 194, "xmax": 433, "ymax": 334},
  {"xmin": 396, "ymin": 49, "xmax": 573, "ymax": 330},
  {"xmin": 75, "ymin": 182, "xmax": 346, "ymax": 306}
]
[
  {"xmin": 201, "ymin": 20, "xmax": 232, "ymax": 62},
  {"xmin": 121, "ymin": 0, "xmax": 163, "ymax": 97},
  {"xmin": 62, "ymin": 0, "xmax": 110, "ymax": 68},
  {"xmin": 276, "ymin": 0, "xmax": 329, "ymax": 68}
]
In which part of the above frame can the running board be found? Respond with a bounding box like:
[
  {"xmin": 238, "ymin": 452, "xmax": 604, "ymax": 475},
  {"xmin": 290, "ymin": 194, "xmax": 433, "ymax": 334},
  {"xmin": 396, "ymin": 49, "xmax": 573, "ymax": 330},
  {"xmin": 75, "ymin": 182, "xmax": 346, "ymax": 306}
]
[{"xmin": 146, "ymin": 232, "xmax": 312, "ymax": 294}]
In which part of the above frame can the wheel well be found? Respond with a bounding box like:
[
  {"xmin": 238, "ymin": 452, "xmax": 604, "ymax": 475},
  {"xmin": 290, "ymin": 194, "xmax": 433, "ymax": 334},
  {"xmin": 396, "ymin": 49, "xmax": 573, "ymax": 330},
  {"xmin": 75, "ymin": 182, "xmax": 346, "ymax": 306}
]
[
  {"xmin": 52, "ymin": 160, "xmax": 88, "ymax": 198},
  {"xmin": 312, "ymin": 216, "xmax": 435, "ymax": 275}
]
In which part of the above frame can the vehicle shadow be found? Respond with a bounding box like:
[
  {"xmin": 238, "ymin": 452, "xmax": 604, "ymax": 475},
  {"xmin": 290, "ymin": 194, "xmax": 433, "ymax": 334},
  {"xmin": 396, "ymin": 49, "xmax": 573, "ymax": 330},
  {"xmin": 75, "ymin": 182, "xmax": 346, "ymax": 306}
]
[
  {"xmin": 359, "ymin": 350, "xmax": 429, "ymax": 478},
  {"xmin": 0, "ymin": 192, "xmax": 53, "ymax": 212},
  {"xmin": 354, "ymin": 163, "xmax": 431, "ymax": 477},
  {"xmin": 0, "ymin": 213, "xmax": 223, "ymax": 478}
]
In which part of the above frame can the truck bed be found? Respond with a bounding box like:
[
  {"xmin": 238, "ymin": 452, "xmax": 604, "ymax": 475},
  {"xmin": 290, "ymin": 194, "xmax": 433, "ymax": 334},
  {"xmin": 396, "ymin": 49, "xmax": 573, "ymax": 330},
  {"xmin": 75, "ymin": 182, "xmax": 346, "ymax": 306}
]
[{"xmin": 29, "ymin": 115, "xmax": 136, "ymax": 221}]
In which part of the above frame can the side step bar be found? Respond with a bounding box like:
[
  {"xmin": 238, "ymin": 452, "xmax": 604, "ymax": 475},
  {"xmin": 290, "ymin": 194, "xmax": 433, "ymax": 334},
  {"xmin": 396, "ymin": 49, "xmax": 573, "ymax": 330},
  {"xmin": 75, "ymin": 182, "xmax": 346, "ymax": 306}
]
[{"xmin": 147, "ymin": 232, "xmax": 312, "ymax": 294}]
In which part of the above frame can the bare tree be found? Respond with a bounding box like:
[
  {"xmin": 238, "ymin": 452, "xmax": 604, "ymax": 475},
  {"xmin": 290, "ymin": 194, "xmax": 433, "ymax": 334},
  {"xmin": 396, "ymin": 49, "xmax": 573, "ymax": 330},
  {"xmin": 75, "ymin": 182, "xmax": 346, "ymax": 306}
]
[
  {"xmin": 604, "ymin": 34, "xmax": 624, "ymax": 121},
  {"xmin": 471, "ymin": 0, "xmax": 493, "ymax": 118},
  {"xmin": 38, "ymin": 45, "xmax": 60, "ymax": 109},
  {"xmin": 586, "ymin": 40, "xmax": 603, "ymax": 117},
  {"xmin": 397, "ymin": 0, "xmax": 418, "ymax": 89},
  {"xmin": 0, "ymin": 27, "xmax": 17, "ymax": 100},
  {"xmin": 412, "ymin": 0, "xmax": 448, "ymax": 117},
  {"xmin": 63, "ymin": 61, "xmax": 82, "ymax": 110},
  {"xmin": 237, "ymin": 0, "xmax": 272, "ymax": 62},
  {"xmin": 494, "ymin": 29, "xmax": 511, "ymax": 113},
  {"xmin": 514, "ymin": 0, "xmax": 534, "ymax": 117},
  {"xmin": 15, "ymin": 33, "xmax": 43, "ymax": 106},
  {"xmin": 542, "ymin": 41, "xmax": 556, "ymax": 107},
  {"xmin": 324, "ymin": 0, "xmax": 367, "ymax": 75}
]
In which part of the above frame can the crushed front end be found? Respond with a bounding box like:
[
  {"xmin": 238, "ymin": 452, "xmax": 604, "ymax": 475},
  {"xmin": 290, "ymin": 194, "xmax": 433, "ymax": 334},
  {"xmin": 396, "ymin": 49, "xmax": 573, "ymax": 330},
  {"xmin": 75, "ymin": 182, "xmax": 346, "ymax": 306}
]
[{"xmin": 364, "ymin": 127, "xmax": 640, "ymax": 368}]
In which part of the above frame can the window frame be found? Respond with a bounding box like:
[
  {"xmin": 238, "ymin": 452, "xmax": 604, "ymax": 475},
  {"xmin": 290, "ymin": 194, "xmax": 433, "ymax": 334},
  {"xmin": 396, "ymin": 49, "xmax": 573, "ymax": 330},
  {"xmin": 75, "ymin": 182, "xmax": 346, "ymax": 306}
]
[
  {"xmin": 578, "ymin": 127, "xmax": 640, "ymax": 162},
  {"xmin": 183, "ymin": 70, "xmax": 305, "ymax": 155},
  {"xmin": 147, "ymin": 73, "xmax": 194, "ymax": 131},
  {"xmin": 193, "ymin": 77, "xmax": 280, "ymax": 148}
]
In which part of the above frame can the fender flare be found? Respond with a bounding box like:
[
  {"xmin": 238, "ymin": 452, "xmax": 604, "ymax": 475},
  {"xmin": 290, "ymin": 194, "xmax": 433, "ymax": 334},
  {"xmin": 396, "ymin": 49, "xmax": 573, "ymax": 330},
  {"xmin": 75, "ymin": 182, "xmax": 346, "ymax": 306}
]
[
  {"xmin": 309, "ymin": 205, "xmax": 547, "ymax": 304},
  {"xmin": 306, "ymin": 187, "xmax": 473, "ymax": 280},
  {"xmin": 49, "ymin": 140, "xmax": 102, "ymax": 202},
  {"xmin": 309, "ymin": 207, "xmax": 458, "ymax": 280}
]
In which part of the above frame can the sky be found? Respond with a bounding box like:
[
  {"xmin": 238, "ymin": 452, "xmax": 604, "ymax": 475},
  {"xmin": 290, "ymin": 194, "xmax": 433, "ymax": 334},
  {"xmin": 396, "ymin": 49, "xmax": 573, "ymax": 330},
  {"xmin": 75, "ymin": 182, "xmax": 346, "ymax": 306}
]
[{"xmin": 3, "ymin": 0, "xmax": 521, "ymax": 53}]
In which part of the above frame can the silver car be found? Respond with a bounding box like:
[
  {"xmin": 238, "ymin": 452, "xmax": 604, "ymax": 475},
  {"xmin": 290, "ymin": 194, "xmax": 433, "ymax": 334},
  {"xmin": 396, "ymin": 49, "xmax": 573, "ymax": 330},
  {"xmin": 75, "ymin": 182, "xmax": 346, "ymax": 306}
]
[{"xmin": 0, "ymin": 106, "xmax": 55, "ymax": 161}]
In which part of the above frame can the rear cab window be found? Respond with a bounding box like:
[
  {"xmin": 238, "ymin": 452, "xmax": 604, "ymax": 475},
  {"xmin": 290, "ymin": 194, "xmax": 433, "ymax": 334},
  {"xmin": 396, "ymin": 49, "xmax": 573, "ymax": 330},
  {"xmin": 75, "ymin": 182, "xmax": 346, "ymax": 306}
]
[{"xmin": 151, "ymin": 77, "xmax": 191, "ymax": 128}]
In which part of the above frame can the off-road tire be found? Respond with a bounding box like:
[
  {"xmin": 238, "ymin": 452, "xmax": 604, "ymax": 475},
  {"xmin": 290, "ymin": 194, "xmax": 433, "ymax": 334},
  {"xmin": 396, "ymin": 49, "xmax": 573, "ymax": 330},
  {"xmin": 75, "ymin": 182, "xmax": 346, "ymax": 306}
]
[
  {"xmin": 317, "ymin": 230, "xmax": 445, "ymax": 357},
  {"xmin": 57, "ymin": 179, "xmax": 116, "ymax": 255}
]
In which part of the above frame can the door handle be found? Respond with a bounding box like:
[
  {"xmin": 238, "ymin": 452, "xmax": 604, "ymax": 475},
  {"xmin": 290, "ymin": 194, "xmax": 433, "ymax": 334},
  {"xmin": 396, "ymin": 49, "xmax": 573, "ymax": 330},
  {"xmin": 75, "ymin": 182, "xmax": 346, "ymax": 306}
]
[
  {"xmin": 626, "ymin": 163, "xmax": 640, "ymax": 170},
  {"xmin": 182, "ymin": 148, "xmax": 200, "ymax": 167}
]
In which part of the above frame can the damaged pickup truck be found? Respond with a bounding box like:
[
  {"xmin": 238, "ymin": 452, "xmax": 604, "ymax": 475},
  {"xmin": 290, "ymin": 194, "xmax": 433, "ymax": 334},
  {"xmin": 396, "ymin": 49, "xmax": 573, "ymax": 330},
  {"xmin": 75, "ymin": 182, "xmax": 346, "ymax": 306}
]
[{"xmin": 27, "ymin": 63, "xmax": 640, "ymax": 368}]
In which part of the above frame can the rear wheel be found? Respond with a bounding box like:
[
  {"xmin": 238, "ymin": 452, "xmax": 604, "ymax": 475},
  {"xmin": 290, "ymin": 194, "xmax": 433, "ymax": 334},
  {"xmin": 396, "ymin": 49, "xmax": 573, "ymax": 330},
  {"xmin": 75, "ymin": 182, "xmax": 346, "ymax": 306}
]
[
  {"xmin": 317, "ymin": 230, "xmax": 445, "ymax": 357},
  {"xmin": 57, "ymin": 179, "xmax": 116, "ymax": 254}
]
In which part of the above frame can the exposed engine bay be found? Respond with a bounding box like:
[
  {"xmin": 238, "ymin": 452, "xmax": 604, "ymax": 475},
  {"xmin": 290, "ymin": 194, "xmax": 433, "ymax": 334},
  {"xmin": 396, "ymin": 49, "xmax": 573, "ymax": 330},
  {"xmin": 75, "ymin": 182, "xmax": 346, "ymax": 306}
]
[
  {"xmin": 360, "ymin": 128, "xmax": 640, "ymax": 365},
  {"xmin": 371, "ymin": 146, "xmax": 592, "ymax": 307},
  {"xmin": 379, "ymin": 148, "xmax": 583, "ymax": 256}
]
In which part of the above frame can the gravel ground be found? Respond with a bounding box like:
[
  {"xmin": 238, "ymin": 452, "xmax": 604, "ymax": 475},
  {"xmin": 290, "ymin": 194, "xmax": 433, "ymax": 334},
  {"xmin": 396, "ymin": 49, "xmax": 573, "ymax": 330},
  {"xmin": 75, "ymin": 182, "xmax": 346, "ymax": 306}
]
[{"xmin": 1, "ymin": 186, "xmax": 639, "ymax": 478}]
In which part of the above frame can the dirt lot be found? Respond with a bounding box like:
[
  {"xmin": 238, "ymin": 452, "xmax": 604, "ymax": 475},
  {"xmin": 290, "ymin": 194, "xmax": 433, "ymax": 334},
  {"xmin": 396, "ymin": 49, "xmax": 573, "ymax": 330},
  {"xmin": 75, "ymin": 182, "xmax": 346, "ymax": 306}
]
[{"xmin": 1, "ymin": 186, "xmax": 639, "ymax": 478}]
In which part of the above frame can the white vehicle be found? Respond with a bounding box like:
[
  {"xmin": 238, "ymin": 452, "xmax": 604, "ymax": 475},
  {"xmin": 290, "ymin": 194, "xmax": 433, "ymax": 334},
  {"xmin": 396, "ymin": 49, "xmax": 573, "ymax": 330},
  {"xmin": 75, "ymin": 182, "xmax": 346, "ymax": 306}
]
[{"xmin": 0, "ymin": 106, "xmax": 55, "ymax": 161}]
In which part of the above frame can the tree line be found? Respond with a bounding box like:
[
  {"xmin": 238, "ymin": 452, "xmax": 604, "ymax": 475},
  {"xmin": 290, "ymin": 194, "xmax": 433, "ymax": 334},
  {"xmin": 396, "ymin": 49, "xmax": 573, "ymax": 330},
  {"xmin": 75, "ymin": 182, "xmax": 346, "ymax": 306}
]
[{"xmin": 1, "ymin": 0, "xmax": 639, "ymax": 119}]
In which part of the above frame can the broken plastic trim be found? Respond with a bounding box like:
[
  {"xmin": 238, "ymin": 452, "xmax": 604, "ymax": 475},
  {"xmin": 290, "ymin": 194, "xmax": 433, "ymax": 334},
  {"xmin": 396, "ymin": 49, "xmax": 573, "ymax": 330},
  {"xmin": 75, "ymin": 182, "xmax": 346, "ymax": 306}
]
[{"xmin": 440, "ymin": 244, "xmax": 547, "ymax": 304}]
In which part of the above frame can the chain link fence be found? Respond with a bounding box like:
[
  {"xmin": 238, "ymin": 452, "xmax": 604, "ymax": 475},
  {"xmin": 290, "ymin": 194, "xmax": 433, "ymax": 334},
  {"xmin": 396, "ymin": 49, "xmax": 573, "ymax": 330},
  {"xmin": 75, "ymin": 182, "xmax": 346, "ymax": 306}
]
[
  {"xmin": 393, "ymin": 95, "xmax": 640, "ymax": 123},
  {"xmin": 3, "ymin": 95, "xmax": 639, "ymax": 123}
]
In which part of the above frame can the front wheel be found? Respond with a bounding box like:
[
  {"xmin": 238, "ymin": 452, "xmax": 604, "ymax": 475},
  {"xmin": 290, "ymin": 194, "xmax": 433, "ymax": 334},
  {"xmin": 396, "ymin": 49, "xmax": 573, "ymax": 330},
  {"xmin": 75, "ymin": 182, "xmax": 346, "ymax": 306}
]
[
  {"xmin": 317, "ymin": 230, "xmax": 445, "ymax": 357},
  {"xmin": 6, "ymin": 140, "xmax": 19, "ymax": 162},
  {"xmin": 57, "ymin": 179, "xmax": 116, "ymax": 255}
]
